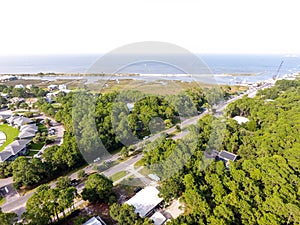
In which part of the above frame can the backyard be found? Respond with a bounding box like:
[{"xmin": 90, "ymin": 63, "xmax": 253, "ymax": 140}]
[{"xmin": 0, "ymin": 124, "xmax": 20, "ymax": 151}]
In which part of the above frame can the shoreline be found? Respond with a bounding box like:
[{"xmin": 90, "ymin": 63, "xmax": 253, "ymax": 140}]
[{"xmin": 0, "ymin": 72, "xmax": 258, "ymax": 77}]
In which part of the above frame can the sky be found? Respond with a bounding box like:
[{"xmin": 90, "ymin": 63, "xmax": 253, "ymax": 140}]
[{"xmin": 0, "ymin": 0, "xmax": 299, "ymax": 55}]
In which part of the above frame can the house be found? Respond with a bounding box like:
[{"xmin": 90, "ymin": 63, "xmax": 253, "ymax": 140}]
[
  {"xmin": 26, "ymin": 84, "xmax": 33, "ymax": 89},
  {"xmin": 0, "ymin": 75, "xmax": 17, "ymax": 82},
  {"xmin": 233, "ymin": 116, "xmax": 249, "ymax": 124},
  {"xmin": 150, "ymin": 212, "xmax": 167, "ymax": 225},
  {"xmin": 203, "ymin": 149, "xmax": 238, "ymax": 168},
  {"xmin": 8, "ymin": 116, "xmax": 33, "ymax": 127},
  {"xmin": 14, "ymin": 84, "xmax": 24, "ymax": 89},
  {"xmin": 18, "ymin": 124, "xmax": 38, "ymax": 139},
  {"xmin": 44, "ymin": 97, "xmax": 53, "ymax": 103},
  {"xmin": 47, "ymin": 84, "xmax": 58, "ymax": 91},
  {"xmin": 218, "ymin": 150, "xmax": 238, "ymax": 167},
  {"xmin": 126, "ymin": 103, "xmax": 134, "ymax": 112},
  {"xmin": 10, "ymin": 97, "xmax": 24, "ymax": 104},
  {"xmin": 25, "ymin": 98, "xmax": 38, "ymax": 105},
  {"xmin": 0, "ymin": 139, "xmax": 30, "ymax": 162},
  {"xmin": 82, "ymin": 216, "xmax": 106, "ymax": 225},
  {"xmin": 218, "ymin": 150, "xmax": 238, "ymax": 162},
  {"xmin": 0, "ymin": 115, "xmax": 11, "ymax": 121},
  {"xmin": 126, "ymin": 186, "xmax": 163, "ymax": 218},
  {"xmin": 0, "ymin": 151, "xmax": 13, "ymax": 163},
  {"xmin": 59, "ymin": 84, "xmax": 67, "ymax": 90}
]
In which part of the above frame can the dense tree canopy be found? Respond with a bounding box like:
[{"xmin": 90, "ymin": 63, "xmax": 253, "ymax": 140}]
[
  {"xmin": 143, "ymin": 80, "xmax": 300, "ymax": 224},
  {"xmin": 81, "ymin": 173, "xmax": 114, "ymax": 204},
  {"xmin": 109, "ymin": 203, "xmax": 153, "ymax": 225},
  {"xmin": 23, "ymin": 184, "xmax": 77, "ymax": 225},
  {"xmin": 0, "ymin": 209, "xmax": 17, "ymax": 225}
]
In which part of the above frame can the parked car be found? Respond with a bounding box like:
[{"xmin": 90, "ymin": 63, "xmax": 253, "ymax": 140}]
[{"xmin": 70, "ymin": 179, "xmax": 79, "ymax": 187}]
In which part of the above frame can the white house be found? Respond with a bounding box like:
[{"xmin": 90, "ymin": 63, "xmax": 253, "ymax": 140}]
[
  {"xmin": 126, "ymin": 186, "xmax": 163, "ymax": 218},
  {"xmin": 150, "ymin": 212, "xmax": 167, "ymax": 225},
  {"xmin": 233, "ymin": 116, "xmax": 249, "ymax": 124},
  {"xmin": 14, "ymin": 84, "xmax": 24, "ymax": 89},
  {"xmin": 59, "ymin": 84, "xmax": 67, "ymax": 90},
  {"xmin": 82, "ymin": 216, "xmax": 106, "ymax": 225}
]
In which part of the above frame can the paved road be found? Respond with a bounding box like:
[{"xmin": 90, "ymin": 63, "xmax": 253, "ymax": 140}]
[{"xmin": 0, "ymin": 177, "xmax": 13, "ymax": 187}]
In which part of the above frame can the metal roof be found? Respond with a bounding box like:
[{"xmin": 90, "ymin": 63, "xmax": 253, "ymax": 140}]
[
  {"xmin": 126, "ymin": 186, "xmax": 163, "ymax": 218},
  {"xmin": 219, "ymin": 150, "xmax": 237, "ymax": 161}
]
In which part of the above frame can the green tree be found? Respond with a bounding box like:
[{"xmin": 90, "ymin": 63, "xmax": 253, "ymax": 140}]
[
  {"xmin": 12, "ymin": 157, "xmax": 44, "ymax": 188},
  {"xmin": 0, "ymin": 209, "xmax": 17, "ymax": 225},
  {"xmin": 56, "ymin": 176, "xmax": 71, "ymax": 189},
  {"xmin": 109, "ymin": 203, "xmax": 153, "ymax": 225},
  {"xmin": 81, "ymin": 174, "xmax": 113, "ymax": 203}
]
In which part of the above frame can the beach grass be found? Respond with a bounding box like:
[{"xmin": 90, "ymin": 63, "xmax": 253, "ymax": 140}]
[{"xmin": 0, "ymin": 124, "xmax": 20, "ymax": 151}]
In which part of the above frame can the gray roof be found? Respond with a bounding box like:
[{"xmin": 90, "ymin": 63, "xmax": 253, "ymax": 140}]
[
  {"xmin": 219, "ymin": 150, "xmax": 238, "ymax": 161},
  {"xmin": 18, "ymin": 130, "xmax": 36, "ymax": 139},
  {"xmin": 18, "ymin": 125, "xmax": 37, "ymax": 139},
  {"xmin": 0, "ymin": 115, "xmax": 11, "ymax": 120},
  {"xmin": 8, "ymin": 116, "xmax": 33, "ymax": 127},
  {"xmin": 0, "ymin": 151, "xmax": 13, "ymax": 162},
  {"xmin": 20, "ymin": 124, "xmax": 38, "ymax": 132},
  {"xmin": 14, "ymin": 117, "xmax": 33, "ymax": 126},
  {"xmin": 5, "ymin": 140, "xmax": 30, "ymax": 155},
  {"xmin": 0, "ymin": 140, "xmax": 30, "ymax": 162}
]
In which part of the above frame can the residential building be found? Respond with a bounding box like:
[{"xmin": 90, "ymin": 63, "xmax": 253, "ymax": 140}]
[
  {"xmin": 126, "ymin": 186, "xmax": 163, "ymax": 218},
  {"xmin": 48, "ymin": 84, "xmax": 58, "ymax": 91},
  {"xmin": 59, "ymin": 84, "xmax": 67, "ymax": 90},
  {"xmin": 14, "ymin": 84, "xmax": 24, "ymax": 89},
  {"xmin": 0, "ymin": 139, "xmax": 30, "ymax": 162},
  {"xmin": 7, "ymin": 116, "xmax": 33, "ymax": 127},
  {"xmin": 150, "ymin": 212, "xmax": 167, "ymax": 225},
  {"xmin": 82, "ymin": 216, "xmax": 106, "ymax": 225},
  {"xmin": 233, "ymin": 116, "xmax": 249, "ymax": 124}
]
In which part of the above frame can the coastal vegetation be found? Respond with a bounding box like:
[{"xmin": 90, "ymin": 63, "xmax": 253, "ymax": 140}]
[{"xmin": 140, "ymin": 79, "xmax": 300, "ymax": 224}]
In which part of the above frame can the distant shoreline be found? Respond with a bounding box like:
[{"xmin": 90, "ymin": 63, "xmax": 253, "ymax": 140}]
[{"xmin": 0, "ymin": 73, "xmax": 257, "ymax": 77}]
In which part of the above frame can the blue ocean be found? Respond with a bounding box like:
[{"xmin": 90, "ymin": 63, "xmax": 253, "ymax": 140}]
[{"xmin": 0, "ymin": 54, "xmax": 299, "ymax": 84}]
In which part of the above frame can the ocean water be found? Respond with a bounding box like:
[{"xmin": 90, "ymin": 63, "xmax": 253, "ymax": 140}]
[{"xmin": 0, "ymin": 54, "xmax": 299, "ymax": 84}]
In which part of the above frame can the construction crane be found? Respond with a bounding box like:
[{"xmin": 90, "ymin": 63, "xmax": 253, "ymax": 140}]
[{"xmin": 273, "ymin": 60, "xmax": 284, "ymax": 80}]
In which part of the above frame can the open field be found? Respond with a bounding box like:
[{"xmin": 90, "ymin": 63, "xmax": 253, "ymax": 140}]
[{"xmin": 0, "ymin": 124, "xmax": 19, "ymax": 151}]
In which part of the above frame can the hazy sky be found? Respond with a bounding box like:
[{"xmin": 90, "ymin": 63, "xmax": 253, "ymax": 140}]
[{"xmin": 0, "ymin": 0, "xmax": 299, "ymax": 55}]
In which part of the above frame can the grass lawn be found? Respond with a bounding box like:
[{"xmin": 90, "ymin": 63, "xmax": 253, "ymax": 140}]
[
  {"xmin": 134, "ymin": 159, "xmax": 145, "ymax": 169},
  {"xmin": 139, "ymin": 167, "xmax": 150, "ymax": 177},
  {"xmin": 26, "ymin": 150, "xmax": 39, "ymax": 157},
  {"xmin": 110, "ymin": 171, "xmax": 128, "ymax": 182},
  {"xmin": 37, "ymin": 122, "xmax": 48, "ymax": 134},
  {"xmin": 0, "ymin": 197, "xmax": 5, "ymax": 206},
  {"xmin": 119, "ymin": 175, "xmax": 146, "ymax": 187},
  {"xmin": 0, "ymin": 124, "xmax": 20, "ymax": 151},
  {"xmin": 28, "ymin": 142, "xmax": 44, "ymax": 150}
]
